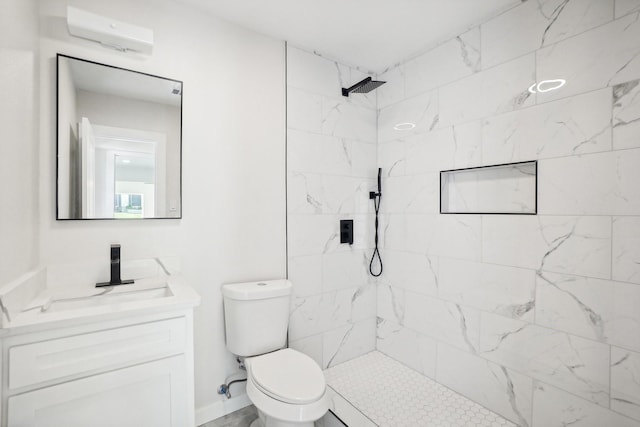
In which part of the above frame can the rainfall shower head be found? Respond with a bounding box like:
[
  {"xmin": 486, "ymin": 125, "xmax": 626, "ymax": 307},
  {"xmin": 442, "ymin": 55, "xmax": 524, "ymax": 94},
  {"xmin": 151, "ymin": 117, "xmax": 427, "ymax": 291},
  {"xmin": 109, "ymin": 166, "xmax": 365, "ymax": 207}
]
[{"xmin": 342, "ymin": 77, "xmax": 386, "ymax": 97}]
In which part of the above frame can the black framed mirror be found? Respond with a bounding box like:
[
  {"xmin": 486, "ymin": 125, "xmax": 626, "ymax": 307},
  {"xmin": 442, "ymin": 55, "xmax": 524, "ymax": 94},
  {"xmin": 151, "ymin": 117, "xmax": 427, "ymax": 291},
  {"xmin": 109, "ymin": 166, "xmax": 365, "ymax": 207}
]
[{"xmin": 56, "ymin": 54, "xmax": 182, "ymax": 219}]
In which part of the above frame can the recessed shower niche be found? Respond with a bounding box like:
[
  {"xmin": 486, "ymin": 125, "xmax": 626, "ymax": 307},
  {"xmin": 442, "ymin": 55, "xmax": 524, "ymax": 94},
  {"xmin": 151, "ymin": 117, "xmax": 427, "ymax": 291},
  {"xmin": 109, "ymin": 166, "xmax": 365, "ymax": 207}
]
[{"xmin": 440, "ymin": 161, "xmax": 537, "ymax": 214}]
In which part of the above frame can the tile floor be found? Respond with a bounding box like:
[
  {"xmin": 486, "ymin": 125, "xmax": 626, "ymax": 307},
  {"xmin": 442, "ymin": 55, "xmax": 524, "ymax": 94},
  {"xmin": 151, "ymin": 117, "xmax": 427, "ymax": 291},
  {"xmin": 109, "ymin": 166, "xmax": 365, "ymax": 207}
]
[
  {"xmin": 199, "ymin": 405, "xmax": 258, "ymax": 427},
  {"xmin": 203, "ymin": 351, "xmax": 516, "ymax": 427},
  {"xmin": 325, "ymin": 351, "xmax": 516, "ymax": 427}
]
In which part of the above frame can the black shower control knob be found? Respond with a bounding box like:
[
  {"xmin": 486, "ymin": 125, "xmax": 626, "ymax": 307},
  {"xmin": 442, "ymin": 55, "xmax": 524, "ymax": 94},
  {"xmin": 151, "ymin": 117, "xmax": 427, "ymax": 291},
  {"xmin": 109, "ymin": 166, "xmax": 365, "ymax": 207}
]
[{"xmin": 340, "ymin": 219, "xmax": 354, "ymax": 245}]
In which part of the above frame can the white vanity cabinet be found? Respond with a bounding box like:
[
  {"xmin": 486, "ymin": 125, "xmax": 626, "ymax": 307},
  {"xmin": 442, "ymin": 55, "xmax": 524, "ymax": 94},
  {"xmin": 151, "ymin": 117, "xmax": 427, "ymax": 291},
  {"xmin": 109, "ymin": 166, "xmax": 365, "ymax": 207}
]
[{"xmin": 0, "ymin": 309, "xmax": 196, "ymax": 427}]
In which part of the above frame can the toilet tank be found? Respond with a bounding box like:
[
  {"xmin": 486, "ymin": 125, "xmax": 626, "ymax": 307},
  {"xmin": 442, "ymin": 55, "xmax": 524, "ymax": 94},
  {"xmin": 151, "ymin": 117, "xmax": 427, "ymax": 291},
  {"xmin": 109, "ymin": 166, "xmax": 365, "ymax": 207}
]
[{"xmin": 222, "ymin": 279, "xmax": 292, "ymax": 357}]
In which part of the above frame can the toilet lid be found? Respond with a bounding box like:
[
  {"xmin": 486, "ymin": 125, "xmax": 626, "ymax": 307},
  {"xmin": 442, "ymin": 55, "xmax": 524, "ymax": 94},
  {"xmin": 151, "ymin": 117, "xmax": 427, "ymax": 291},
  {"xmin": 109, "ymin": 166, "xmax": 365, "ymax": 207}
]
[{"xmin": 250, "ymin": 349, "xmax": 326, "ymax": 404}]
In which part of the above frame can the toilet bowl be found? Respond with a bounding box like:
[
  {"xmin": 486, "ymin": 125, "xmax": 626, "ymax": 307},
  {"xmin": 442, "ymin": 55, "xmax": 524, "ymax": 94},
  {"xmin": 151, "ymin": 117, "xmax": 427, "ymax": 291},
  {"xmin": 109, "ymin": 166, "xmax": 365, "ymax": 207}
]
[{"xmin": 245, "ymin": 348, "xmax": 328, "ymax": 427}]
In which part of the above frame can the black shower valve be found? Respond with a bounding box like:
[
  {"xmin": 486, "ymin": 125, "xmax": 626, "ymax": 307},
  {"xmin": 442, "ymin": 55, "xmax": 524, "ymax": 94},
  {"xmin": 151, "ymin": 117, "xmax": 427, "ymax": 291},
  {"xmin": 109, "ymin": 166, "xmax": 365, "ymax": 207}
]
[
  {"xmin": 369, "ymin": 191, "xmax": 378, "ymax": 200},
  {"xmin": 340, "ymin": 219, "xmax": 354, "ymax": 245}
]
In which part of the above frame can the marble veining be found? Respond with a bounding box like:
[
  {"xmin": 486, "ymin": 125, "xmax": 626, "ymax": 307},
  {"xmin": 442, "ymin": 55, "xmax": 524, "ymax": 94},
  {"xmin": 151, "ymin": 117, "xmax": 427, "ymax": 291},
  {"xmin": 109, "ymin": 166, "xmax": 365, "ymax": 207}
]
[
  {"xmin": 613, "ymin": 78, "xmax": 640, "ymax": 149},
  {"xmin": 482, "ymin": 88, "xmax": 612, "ymax": 164},
  {"xmin": 532, "ymin": 383, "xmax": 640, "ymax": 427},
  {"xmin": 536, "ymin": 271, "xmax": 640, "ymax": 352},
  {"xmin": 611, "ymin": 347, "xmax": 640, "ymax": 420},
  {"xmin": 613, "ymin": 217, "xmax": 640, "ymax": 285},
  {"xmin": 480, "ymin": 313, "xmax": 610, "ymax": 406},
  {"xmin": 482, "ymin": 0, "xmax": 614, "ymax": 68},
  {"xmin": 536, "ymin": 12, "xmax": 640, "ymax": 102}
]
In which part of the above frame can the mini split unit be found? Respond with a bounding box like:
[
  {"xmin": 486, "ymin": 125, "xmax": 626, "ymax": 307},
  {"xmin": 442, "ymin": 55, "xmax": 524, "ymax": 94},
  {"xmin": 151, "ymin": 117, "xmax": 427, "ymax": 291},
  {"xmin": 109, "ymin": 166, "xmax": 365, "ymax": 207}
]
[{"xmin": 66, "ymin": 6, "xmax": 154, "ymax": 54}]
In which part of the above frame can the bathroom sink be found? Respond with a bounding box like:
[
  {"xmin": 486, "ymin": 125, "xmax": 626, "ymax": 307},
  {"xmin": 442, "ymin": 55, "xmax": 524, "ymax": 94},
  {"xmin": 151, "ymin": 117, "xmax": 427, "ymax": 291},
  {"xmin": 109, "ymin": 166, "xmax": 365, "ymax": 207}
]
[{"xmin": 44, "ymin": 286, "xmax": 173, "ymax": 313}]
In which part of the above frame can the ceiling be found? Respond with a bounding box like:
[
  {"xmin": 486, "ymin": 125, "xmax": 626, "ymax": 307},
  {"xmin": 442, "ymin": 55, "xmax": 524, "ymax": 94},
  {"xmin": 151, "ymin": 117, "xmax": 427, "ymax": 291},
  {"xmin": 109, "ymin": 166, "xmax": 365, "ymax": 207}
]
[{"xmin": 177, "ymin": 0, "xmax": 520, "ymax": 73}]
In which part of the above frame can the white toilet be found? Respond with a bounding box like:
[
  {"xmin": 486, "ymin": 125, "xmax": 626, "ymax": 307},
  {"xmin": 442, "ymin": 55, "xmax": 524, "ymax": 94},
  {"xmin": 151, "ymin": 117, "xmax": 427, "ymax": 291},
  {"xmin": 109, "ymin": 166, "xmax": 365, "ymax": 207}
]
[{"xmin": 222, "ymin": 279, "xmax": 328, "ymax": 427}]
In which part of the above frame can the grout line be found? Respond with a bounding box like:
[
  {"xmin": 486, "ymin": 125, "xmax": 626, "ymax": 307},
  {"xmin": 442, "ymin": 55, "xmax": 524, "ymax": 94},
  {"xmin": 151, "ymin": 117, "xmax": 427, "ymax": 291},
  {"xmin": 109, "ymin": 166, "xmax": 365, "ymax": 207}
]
[{"xmin": 611, "ymin": 216, "xmax": 615, "ymax": 281}]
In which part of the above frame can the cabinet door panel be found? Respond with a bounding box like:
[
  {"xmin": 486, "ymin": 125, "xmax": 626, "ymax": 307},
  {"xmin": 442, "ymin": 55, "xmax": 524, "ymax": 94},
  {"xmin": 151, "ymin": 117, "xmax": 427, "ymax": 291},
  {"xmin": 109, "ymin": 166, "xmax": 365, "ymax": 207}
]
[
  {"xmin": 9, "ymin": 317, "xmax": 186, "ymax": 389},
  {"xmin": 8, "ymin": 355, "xmax": 188, "ymax": 427}
]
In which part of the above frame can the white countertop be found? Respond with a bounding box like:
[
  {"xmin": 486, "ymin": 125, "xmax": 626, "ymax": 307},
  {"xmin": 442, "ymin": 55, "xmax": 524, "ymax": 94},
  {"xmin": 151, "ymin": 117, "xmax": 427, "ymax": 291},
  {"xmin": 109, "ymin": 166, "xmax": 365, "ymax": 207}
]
[{"xmin": 0, "ymin": 269, "xmax": 200, "ymax": 335}]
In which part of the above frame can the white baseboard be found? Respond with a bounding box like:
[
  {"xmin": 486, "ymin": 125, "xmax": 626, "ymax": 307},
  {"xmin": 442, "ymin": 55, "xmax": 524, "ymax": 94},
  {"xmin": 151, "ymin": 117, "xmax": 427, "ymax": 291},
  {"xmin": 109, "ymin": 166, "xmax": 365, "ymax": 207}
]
[{"xmin": 195, "ymin": 393, "xmax": 252, "ymax": 426}]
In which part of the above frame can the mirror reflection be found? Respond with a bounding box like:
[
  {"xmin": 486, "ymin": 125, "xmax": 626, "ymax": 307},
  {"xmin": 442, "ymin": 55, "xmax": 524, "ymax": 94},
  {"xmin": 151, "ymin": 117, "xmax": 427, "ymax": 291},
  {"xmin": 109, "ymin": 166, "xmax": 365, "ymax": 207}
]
[{"xmin": 57, "ymin": 54, "xmax": 182, "ymax": 219}]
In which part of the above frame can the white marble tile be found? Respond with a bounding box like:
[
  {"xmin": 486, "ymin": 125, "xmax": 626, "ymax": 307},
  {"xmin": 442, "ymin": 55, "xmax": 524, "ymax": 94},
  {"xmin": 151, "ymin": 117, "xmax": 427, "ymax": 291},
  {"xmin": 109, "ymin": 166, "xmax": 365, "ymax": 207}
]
[
  {"xmin": 378, "ymin": 90, "xmax": 439, "ymax": 143},
  {"xmin": 479, "ymin": 313, "xmax": 610, "ymax": 405},
  {"xmin": 613, "ymin": 216, "xmax": 640, "ymax": 285},
  {"xmin": 377, "ymin": 140, "xmax": 406, "ymax": 177},
  {"xmin": 381, "ymin": 174, "xmax": 439, "ymax": 214},
  {"xmin": 482, "ymin": 215, "xmax": 612, "ymax": 279},
  {"xmin": 287, "ymin": 175, "xmax": 373, "ymax": 216},
  {"xmin": 287, "ymin": 46, "xmax": 376, "ymax": 110},
  {"xmin": 539, "ymin": 149, "xmax": 640, "ymax": 215},
  {"xmin": 287, "ymin": 214, "xmax": 339, "ymax": 256},
  {"xmin": 287, "ymin": 87, "xmax": 323, "ymax": 133},
  {"xmin": 482, "ymin": 88, "xmax": 612, "ymax": 164},
  {"xmin": 405, "ymin": 125, "xmax": 482, "ymax": 174},
  {"xmin": 441, "ymin": 162, "xmax": 537, "ymax": 214},
  {"xmin": 289, "ymin": 285, "xmax": 375, "ymax": 341},
  {"xmin": 436, "ymin": 343, "xmax": 533, "ymax": 426},
  {"xmin": 404, "ymin": 173, "xmax": 440, "ymax": 214},
  {"xmin": 376, "ymin": 282, "xmax": 405, "ymax": 324},
  {"xmin": 404, "ymin": 27, "xmax": 481, "ymax": 98},
  {"xmin": 287, "ymin": 129, "xmax": 324, "ymax": 173},
  {"xmin": 379, "ymin": 175, "xmax": 413, "ymax": 213},
  {"xmin": 287, "ymin": 46, "xmax": 346, "ymax": 98},
  {"xmin": 405, "ymin": 214, "xmax": 482, "ymax": 261},
  {"xmin": 532, "ymin": 382, "xmax": 640, "ymax": 427},
  {"xmin": 482, "ymin": 0, "xmax": 614, "ymax": 69},
  {"xmin": 322, "ymin": 250, "xmax": 369, "ymax": 292},
  {"xmin": 321, "ymin": 96, "xmax": 376, "ymax": 143},
  {"xmin": 611, "ymin": 347, "xmax": 640, "ymax": 421},
  {"xmin": 439, "ymin": 258, "xmax": 536, "ymax": 321},
  {"xmin": 323, "ymin": 318, "xmax": 376, "ymax": 368},
  {"xmin": 536, "ymin": 13, "xmax": 640, "ymax": 103},
  {"xmin": 617, "ymin": 0, "xmax": 640, "ymax": 18},
  {"xmin": 376, "ymin": 318, "xmax": 437, "ymax": 379},
  {"xmin": 536, "ymin": 271, "xmax": 640, "ymax": 352},
  {"xmin": 289, "ymin": 334, "xmax": 323, "ymax": 368},
  {"xmin": 289, "ymin": 255, "xmax": 323, "ymax": 297},
  {"xmin": 439, "ymin": 54, "xmax": 535, "ymax": 127},
  {"xmin": 287, "ymin": 172, "xmax": 324, "ymax": 214},
  {"xmin": 349, "ymin": 284, "xmax": 377, "ymax": 323},
  {"xmin": 321, "ymin": 175, "xmax": 357, "ymax": 214},
  {"xmin": 379, "ymin": 250, "xmax": 439, "ymax": 296},
  {"xmin": 350, "ymin": 214, "xmax": 374, "ymax": 252},
  {"xmin": 613, "ymin": 79, "xmax": 640, "ymax": 150},
  {"xmin": 321, "ymin": 136, "xmax": 353, "ymax": 176},
  {"xmin": 376, "ymin": 65, "xmax": 406, "ymax": 110},
  {"xmin": 404, "ymin": 291, "xmax": 480, "ymax": 353},
  {"xmin": 380, "ymin": 214, "xmax": 406, "ymax": 252},
  {"xmin": 350, "ymin": 141, "xmax": 377, "ymax": 178}
]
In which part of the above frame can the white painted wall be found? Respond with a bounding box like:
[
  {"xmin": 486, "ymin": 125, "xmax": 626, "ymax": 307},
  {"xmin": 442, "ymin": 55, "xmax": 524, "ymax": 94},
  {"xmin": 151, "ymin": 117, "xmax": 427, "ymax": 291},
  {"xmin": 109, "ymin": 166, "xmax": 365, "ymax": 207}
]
[
  {"xmin": 35, "ymin": 0, "xmax": 286, "ymax": 421},
  {"xmin": 0, "ymin": 0, "xmax": 40, "ymax": 285}
]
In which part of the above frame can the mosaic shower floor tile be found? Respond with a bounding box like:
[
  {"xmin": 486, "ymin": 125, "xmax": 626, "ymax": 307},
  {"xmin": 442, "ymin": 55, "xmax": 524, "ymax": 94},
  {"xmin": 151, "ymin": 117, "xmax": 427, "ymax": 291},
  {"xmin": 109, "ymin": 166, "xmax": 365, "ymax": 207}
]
[{"xmin": 325, "ymin": 351, "xmax": 516, "ymax": 427}]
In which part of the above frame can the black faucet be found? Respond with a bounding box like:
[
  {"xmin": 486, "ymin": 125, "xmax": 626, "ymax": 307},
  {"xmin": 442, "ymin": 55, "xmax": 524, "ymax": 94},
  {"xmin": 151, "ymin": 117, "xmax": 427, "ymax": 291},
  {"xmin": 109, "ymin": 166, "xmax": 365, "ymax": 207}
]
[{"xmin": 96, "ymin": 244, "xmax": 135, "ymax": 287}]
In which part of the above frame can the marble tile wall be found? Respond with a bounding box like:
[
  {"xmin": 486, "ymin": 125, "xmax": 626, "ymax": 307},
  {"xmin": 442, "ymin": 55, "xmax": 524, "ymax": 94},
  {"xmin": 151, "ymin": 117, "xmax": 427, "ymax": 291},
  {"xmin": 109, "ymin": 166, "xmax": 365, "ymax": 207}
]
[
  {"xmin": 286, "ymin": 45, "xmax": 377, "ymax": 369},
  {"xmin": 376, "ymin": 2, "xmax": 640, "ymax": 426}
]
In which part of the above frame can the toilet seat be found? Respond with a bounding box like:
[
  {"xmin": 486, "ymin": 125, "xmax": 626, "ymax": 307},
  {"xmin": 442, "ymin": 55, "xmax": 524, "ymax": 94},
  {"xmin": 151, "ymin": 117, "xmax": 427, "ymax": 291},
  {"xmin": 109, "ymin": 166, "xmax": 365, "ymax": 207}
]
[{"xmin": 249, "ymin": 348, "xmax": 325, "ymax": 404}]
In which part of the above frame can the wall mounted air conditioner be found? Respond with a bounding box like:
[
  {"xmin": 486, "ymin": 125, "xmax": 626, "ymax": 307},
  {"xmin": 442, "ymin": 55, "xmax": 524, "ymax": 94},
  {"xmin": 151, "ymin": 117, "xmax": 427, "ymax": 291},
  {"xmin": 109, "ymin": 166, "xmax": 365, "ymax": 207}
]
[{"xmin": 66, "ymin": 6, "xmax": 154, "ymax": 54}]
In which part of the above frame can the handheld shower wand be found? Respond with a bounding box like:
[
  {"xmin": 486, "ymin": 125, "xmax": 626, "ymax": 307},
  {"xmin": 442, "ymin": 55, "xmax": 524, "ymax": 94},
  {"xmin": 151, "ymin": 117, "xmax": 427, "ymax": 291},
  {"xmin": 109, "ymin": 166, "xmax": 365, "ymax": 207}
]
[{"xmin": 369, "ymin": 168, "xmax": 383, "ymax": 277}]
